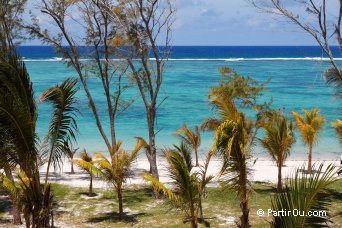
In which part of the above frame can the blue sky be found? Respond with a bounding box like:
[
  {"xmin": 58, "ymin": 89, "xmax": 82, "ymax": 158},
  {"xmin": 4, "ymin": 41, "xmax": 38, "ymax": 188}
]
[{"xmin": 25, "ymin": 0, "xmax": 335, "ymax": 46}]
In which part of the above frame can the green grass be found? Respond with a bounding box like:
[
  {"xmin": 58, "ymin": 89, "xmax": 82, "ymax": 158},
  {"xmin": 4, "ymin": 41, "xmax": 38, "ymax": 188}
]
[{"xmin": 1, "ymin": 180, "xmax": 341, "ymax": 227}]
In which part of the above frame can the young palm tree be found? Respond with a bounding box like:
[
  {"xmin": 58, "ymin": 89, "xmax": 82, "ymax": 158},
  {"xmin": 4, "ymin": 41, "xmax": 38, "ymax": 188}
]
[
  {"xmin": 260, "ymin": 113, "xmax": 295, "ymax": 191},
  {"xmin": 292, "ymin": 109, "xmax": 325, "ymax": 174},
  {"xmin": 144, "ymin": 143, "xmax": 200, "ymax": 228},
  {"xmin": 271, "ymin": 164, "xmax": 338, "ymax": 228},
  {"xmin": 39, "ymin": 77, "xmax": 79, "ymax": 186},
  {"xmin": 74, "ymin": 151, "xmax": 98, "ymax": 196},
  {"xmin": 175, "ymin": 123, "xmax": 201, "ymax": 166},
  {"xmin": 197, "ymin": 150, "xmax": 214, "ymax": 222},
  {"xmin": 94, "ymin": 139, "xmax": 142, "ymax": 219},
  {"xmin": 61, "ymin": 142, "xmax": 78, "ymax": 174}
]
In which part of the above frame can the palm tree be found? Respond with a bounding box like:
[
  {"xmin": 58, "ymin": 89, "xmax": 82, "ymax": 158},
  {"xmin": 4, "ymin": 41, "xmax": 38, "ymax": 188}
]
[
  {"xmin": 197, "ymin": 150, "xmax": 214, "ymax": 222},
  {"xmin": 292, "ymin": 109, "xmax": 325, "ymax": 174},
  {"xmin": 202, "ymin": 68, "xmax": 267, "ymax": 228},
  {"xmin": 0, "ymin": 40, "xmax": 48, "ymax": 226},
  {"xmin": 331, "ymin": 119, "xmax": 342, "ymax": 144},
  {"xmin": 144, "ymin": 143, "xmax": 200, "ymax": 228},
  {"xmin": 94, "ymin": 139, "xmax": 142, "ymax": 219},
  {"xmin": 260, "ymin": 113, "xmax": 295, "ymax": 191},
  {"xmin": 175, "ymin": 123, "xmax": 201, "ymax": 166},
  {"xmin": 61, "ymin": 142, "xmax": 78, "ymax": 174},
  {"xmin": 74, "ymin": 151, "xmax": 98, "ymax": 196},
  {"xmin": 39, "ymin": 77, "xmax": 79, "ymax": 186},
  {"xmin": 271, "ymin": 164, "xmax": 338, "ymax": 227}
]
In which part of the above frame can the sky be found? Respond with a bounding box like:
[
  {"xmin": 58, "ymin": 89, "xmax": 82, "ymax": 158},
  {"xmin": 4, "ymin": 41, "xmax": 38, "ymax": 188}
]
[{"xmin": 24, "ymin": 0, "xmax": 339, "ymax": 46}]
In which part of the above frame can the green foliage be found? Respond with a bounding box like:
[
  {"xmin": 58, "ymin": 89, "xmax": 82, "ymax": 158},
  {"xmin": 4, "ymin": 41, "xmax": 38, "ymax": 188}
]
[
  {"xmin": 40, "ymin": 77, "xmax": 80, "ymax": 173},
  {"xmin": 175, "ymin": 123, "xmax": 201, "ymax": 166},
  {"xmin": 292, "ymin": 109, "xmax": 325, "ymax": 147},
  {"xmin": 260, "ymin": 112, "xmax": 295, "ymax": 164},
  {"xmin": 144, "ymin": 145, "xmax": 200, "ymax": 227},
  {"xmin": 271, "ymin": 164, "xmax": 338, "ymax": 228},
  {"xmin": 331, "ymin": 119, "xmax": 342, "ymax": 145},
  {"xmin": 210, "ymin": 67, "xmax": 268, "ymax": 109}
]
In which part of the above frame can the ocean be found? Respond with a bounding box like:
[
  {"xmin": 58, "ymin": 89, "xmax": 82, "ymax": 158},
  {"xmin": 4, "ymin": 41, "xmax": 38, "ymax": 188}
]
[{"xmin": 18, "ymin": 46, "xmax": 342, "ymax": 159}]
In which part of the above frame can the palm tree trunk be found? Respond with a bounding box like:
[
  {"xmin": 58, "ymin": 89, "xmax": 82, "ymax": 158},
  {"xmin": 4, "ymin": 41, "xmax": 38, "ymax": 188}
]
[
  {"xmin": 71, "ymin": 162, "xmax": 74, "ymax": 174},
  {"xmin": 240, "ymin": 200, "xmax": 250, "ymax": 228},
  {"xmin": 189, "ymin": 200, "xmax": 198, "ymax": 228},
  {"xmin": 4, "ymin": 166, "xmax": 21, "ymax": 225},
  {"xmin": 277, "ymin": 164, "xmax": 282, "ymax": 192},
  {"xmin": 117, "ymin": 187, "xmax": 124, "ymax": 219},
  {"xmin": 199, "ymin": 197, "xmax": 204, "ymax": 221},
  {"xmin": 240, "ymin": 159, "xmax": 250, "ymax": 228},
  {"xmin": 195, "ymin": 149, "xmax": 199, "ymax": 167},
  {"xmin": 89, "ymin": 174, "xmax": 93, "ymax": 196},
  {"xmin": 308, "ymin": 144, "xmax": 313, "ymax": 174}
]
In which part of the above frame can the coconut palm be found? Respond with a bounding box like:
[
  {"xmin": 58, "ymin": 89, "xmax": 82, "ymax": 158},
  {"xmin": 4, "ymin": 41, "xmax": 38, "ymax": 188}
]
[
  {"xmin": 94, "ymin": 139, "xmax": 142, "ymax": 219},
  {"xmin": 271, "ymin": 163, "xmax": 338, "ymax": 228},
  {"xmin": 202, "ymin": 69, "xmax": 267, "ymax": 228},
  {"xmin": 74, "ymin": 151, "xmax": 98, "ymax": 196},
  {"xmin": 61, "ymin": 142, "xmax": 78, "ymax": 174},
  {"xmin": 175, "ymin": 123, "xmax": 201, "ymax": 166},
  {"xmin": 39, "ymin": 77, "xmax": 79, "ymax": 186},
  {"xmin": 260, "ymin": 113, "xmax": 295, "ymax": 191},
  {"xmin": 292, "ymin": 109, "xmax": 325, "ymax": 174},
  {"xmin": 0, "ymin": 40, "xmax": 51, "ymax": 226},
  {"xmin": 331, "ymin": 119, "xmax": 342, "ymax": 145},
  {"xmin": 144, "ymin": 143, "xmax": 200, "ymax": 228}
]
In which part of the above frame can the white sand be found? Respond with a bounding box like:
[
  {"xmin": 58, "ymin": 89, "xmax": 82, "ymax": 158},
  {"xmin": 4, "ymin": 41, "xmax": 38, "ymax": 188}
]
[{"xmin": 41, "ymin": 155, "xmax": 341, "ymax": 189}]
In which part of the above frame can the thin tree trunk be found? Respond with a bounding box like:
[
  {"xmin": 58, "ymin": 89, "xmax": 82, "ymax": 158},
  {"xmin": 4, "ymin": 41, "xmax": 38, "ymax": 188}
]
[
  {"xmin": 117, "ymin": 187, "xmax": 123, "ymax": 219},
  {"xmin": 89, "ymin": 174, "xmax": 93, "ymax": 196},
  {"xmin": 199, "ymin": 196, "xmax": 204, "ymax": 221},
  {"xmin": 195, "ymin": 149, "xmax": 199, "ymax": 167},
  {"xmin": 4, "ymin": 166, "xmax": 21, "ymax": 225},
  {"xmin": 189, "ymin": 201, "xmax": 198, "ymax": 228},
  {"xmin": 277, "ymin": 164, "xmax": 282, "ymax": 192},
  {"xmin": 147, "ymin": 110, "xmax": 160, "ymax": 198},
  {"xmin": 240, "ymin": 200, "xmax": 250, "ymax": 228},
  {"xmin": 71, "ymin": 162, "xmax": 74, "ymax": 174},
  {"xmin": 308, "ymin": 144, "xmax": 313, "ymax": 174}
]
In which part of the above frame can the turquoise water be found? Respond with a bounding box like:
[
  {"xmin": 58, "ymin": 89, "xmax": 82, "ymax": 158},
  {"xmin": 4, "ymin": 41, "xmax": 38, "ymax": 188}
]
[{"xmin": 21, "ymin": 46, "xmax": 342, "ymax": 159}]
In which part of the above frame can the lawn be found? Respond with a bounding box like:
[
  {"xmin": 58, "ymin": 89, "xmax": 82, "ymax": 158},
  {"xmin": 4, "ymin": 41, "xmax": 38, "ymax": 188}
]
[{"xmin": 0, "ymin": 180, "xmax": 341, "ymax": 227}]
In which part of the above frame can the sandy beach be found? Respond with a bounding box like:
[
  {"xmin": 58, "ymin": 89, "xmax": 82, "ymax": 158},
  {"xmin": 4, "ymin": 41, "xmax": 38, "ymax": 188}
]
[{"xmin": 42, "ymin": 156, "xmax": 341, "ymax": 189}]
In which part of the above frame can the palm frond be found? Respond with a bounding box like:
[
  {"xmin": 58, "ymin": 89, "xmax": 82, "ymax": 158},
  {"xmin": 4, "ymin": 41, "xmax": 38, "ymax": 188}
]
[
  {"xmin": 40, "ymin": 77, "xmax": 80, "ymax": 172},
  {"xmin": 143, "ymin": 173, "xmax": 179, "ymax": 201},
  {"xmin": 271, "ymin": 163, "xmax": 338, "ymax": 228}
]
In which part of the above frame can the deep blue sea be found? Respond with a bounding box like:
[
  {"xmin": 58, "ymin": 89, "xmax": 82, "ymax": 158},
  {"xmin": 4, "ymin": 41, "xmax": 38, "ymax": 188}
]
[{"xmin": 18, "ymin": 46, "xmax": 342, "ymax": 159}]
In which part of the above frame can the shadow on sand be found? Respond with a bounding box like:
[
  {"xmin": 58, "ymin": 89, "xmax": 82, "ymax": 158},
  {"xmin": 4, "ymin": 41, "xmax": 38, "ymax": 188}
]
[{"xmin": 86, "ymin": 211, "xmax": 149, "ymax": 224}]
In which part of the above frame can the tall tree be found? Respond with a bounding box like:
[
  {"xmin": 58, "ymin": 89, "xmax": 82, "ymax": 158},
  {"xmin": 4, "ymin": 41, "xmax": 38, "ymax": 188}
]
[
  {"xmin": 27, "ymin": 0, "xmax": 134, "ymax": 155},
  {"xmin": 260, "ymin": 112, "xmax": 295, "ymax": 191},
  {"xmin": 111, "ymin": 0, "xmax": 175, "ymax": 184},
  {"xmin": 0, "ymin": 0, "xmax": 27, "ymax": 224},
  {"xmin": 250, "ymin": 0, "xmax": 342, "ymax": 93},
  {"xmin": 203, "ymin": 68, "xmax": 268, "ymax": 228},
  {"xmin": 0, "ymin": 28, "xmax": 49, "ymax": 227},
  {"xmin": 292, "ymin": 109, "xmax": 325, "ymax": 174}
]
